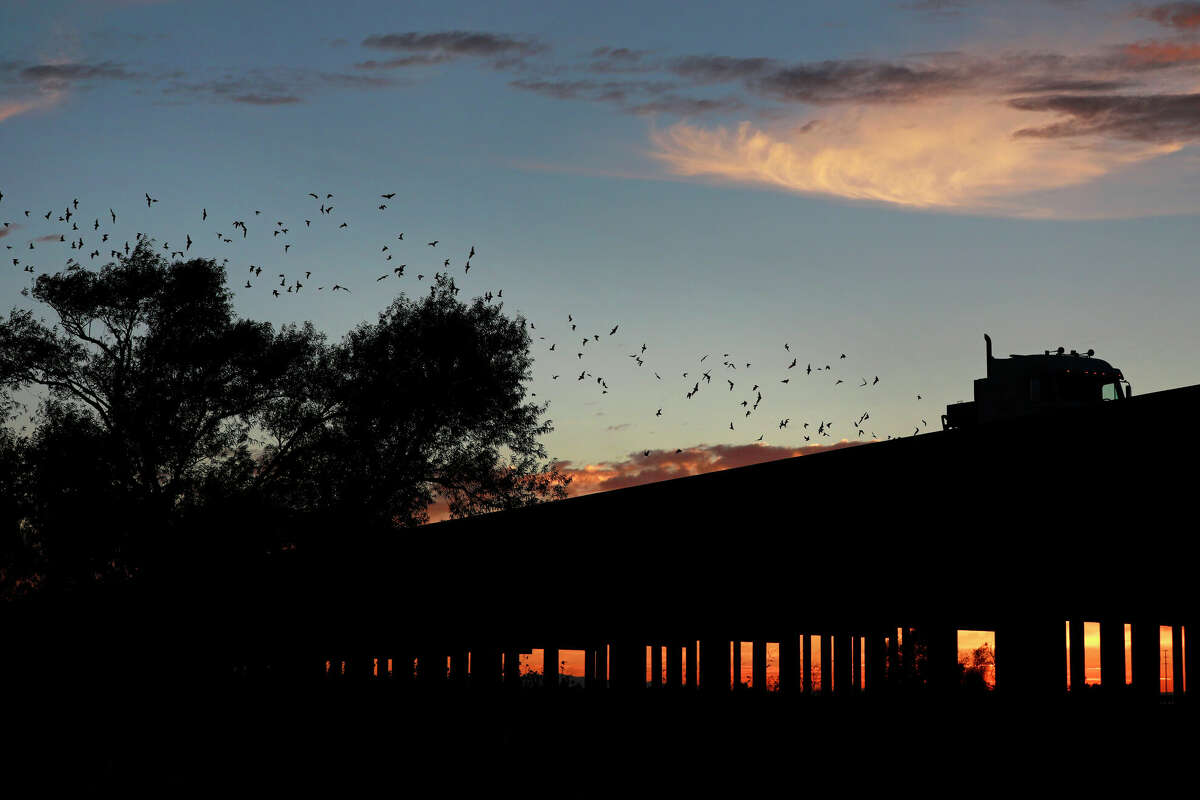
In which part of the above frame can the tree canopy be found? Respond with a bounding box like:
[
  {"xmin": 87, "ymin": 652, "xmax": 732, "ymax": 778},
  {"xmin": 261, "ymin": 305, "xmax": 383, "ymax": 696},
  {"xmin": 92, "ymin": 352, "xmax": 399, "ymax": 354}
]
[{"xmin": 0, "ymin": 240, "xmax": 567, "ymax": 595}]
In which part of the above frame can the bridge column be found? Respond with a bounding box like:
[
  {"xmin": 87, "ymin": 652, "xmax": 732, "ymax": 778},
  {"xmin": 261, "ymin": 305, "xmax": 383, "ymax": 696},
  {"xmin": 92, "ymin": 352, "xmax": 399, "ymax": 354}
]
[
  {"xmin": 821, "ymin": 634, "xmax": 833, "ymax": 693},
  {"xmin": 997, "ymin": 618, "xmax": 1063, "ymax": 701},
  {"xmin": 449, "ymin": 650, "xmax": 468, "ymax": 685},
  {"xmin": 887, "ymin": 628, "xmax": 900, "ymax": 687},
  {"xmin": 650, "ymin": 644, "xmax": 662, "ymax": 688},
  {"xmin": 666, "ymin": 642, "xmax": 683, "ymax": 689},
  {"xmin": 544, "ymin": 646, "xmax": 559, "ymax": 690},
  {"xmin": 922, "ymin": 625, "xmax": 959, "ymax": 694},
  {"xmin": 802, "ymin": 634, "xmax": 812, "ymax": 694},
  {"xmin": 902, "ymin": 627, "xmax": 916, "ymax": 686},
  {"xmin": 851, "ymin": 636, "xmax": 862, "ymax": 691},
  {"xmin": 473, "ymin": 647, "xmax": 501, "ymax": 689},
  {"xmin": 1099, "ymin": 618, "xmax": 1126, "ymax": 696},
  {"xmin": 685, "ymin": 640, "xmax": 697, "ymax": 688},
  {"xmin": 780, "ymin": 633, "xmax": 800, "ymax": 694},
  {"xmin": 866, "ymin": 631, "xmax": 885, "ymax": 692},
  {"xmin": 834, "ymin": 633, "xmax": 852, "ymax": 696},
  {"xmin": 699, "ymin": 637, "xmax": 728, "ymax": 692},
  {"xmin": 752, "ymin": 641, "xmax": 766, "ymax": 692},
  {"xmin": 503, "ymin": 649, "xmax": 520, "ymax": 688},
  {"xmin": 1188, "ymin": 623, "xmax": 1195, "ymax": 698},
  {"xmin": 608, "ymin": 640, "xmax": 644, "ymax": 691},
  {"xmin": 1172, "ymin": 625, "xmax": 1185, "ymax": 696},
  {"xmin": 1131, "ymin": 619, "xmax": 1160, "ymax": 702}
]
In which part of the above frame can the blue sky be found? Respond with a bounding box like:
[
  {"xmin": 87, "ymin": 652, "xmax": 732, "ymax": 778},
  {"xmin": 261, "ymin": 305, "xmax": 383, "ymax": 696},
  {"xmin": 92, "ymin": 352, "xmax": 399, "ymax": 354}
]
[{"xmin": 3, "ymin": 0, "xmax": 1200, "ymax": 480}]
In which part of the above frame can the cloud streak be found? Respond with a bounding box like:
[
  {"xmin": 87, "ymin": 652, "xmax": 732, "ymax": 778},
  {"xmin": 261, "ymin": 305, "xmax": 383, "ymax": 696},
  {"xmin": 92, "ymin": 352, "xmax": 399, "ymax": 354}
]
[
  {"xmin": 232, "ymin": 93, "xmax": 302, "ymax": 106},
  {"xmin": 423, "ymin": 441, "xmax": 864, "ymax": 523},
  {"xmin": 18, "ymin": 62, "xmax": 135, "ymax": 82},
  {"xmin": 1011, "ymin": 92, "xmax": 1200, "ymax": 142},
  {"xmin": 1134, "ymin": 2, "xmax": 1200, "ymax": 30},
  {"xmin": 555, "ymin": 440, "xmax": 864, "ymax": 496},
  {"xmin": 361, "ymin": 31, "xmax": 547, "ymax": 61},
  {"xmin": 0, "ymin": 99, "xmax": 39, "ymax": 123}
]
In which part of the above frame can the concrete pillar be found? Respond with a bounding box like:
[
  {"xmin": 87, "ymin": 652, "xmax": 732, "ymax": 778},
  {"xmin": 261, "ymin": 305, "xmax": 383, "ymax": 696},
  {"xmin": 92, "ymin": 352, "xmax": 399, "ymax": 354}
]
[
  {"xmin": 1099, "ymin": 618, "xmax": 1125, "ymax": 695},
  {"xmin": 922, "ymin": 625, "xmax": 959, "ymax": 694},
  {"xmin": 752, "ymin": 641, "xmax": 766, "ymax": 692},
  {"xmin": 685, "ymin": 640, "xmax": 698, "ymax": 689},
  {"xmin": 902, "ymin": 627, "xmax": 916, "ymax": 685},
  {"xmin": 608, "ymin": 640, "xmax": 643, "ymax": 691},
  {"xmin": 821, "ymin": 634, "xmax": 833, "ymax": 694},
  {"xmin": 887, "ymin": 629, "xmax": 900, "ymax": 686},
  {"xmin": 1172, "ymin": 625, "xmax": 1185, "ymax": 696},
  {"xmin": 667, "ymin": 643, "xmax": 683, "ymax": 689},
  {"xmin": 802, "ymin": 634, "xmax": 813, "ymax": 694},
  {"xmin": 834, "ymin": 633, "xmax": 852, "ymax": 696},
  {"xmin": 503, "ymin": 649, "xmax": 520, "ymax": 688},
  {"xmin": 866, "ymin": 632, "xmax": 885, "ymax": 692},
  {"xmin": 544, "ymin": 646, "xmax": 559, "ymax": 690},
  {"xmin": 699, "ymin": 637, "xmax": 728, "ymax": 692},
  {"xmin": 997, "ymin": 619, "xmax": 1064, "ymax": 701},
  {"xmin": 449, "ymin": 650, "xmax": 468, "ymax": 685},
  {"xmin": 1131, "ymin": 619, "xmax": 1159, "ymax": 701},
  {"xmin": 781, "ymin": 634, "xmax": 800, "ymax": 694},
  {"xmin": 851, "ymin": 636, "xmax": 862, "ymax": 692},
  {"xmin": 651, "ymin": 644, "xmax": 663, "ymax": 688},
  {"xmin": 1187, "ymin": 623, "xmax": 1195, "ymax": 698}
]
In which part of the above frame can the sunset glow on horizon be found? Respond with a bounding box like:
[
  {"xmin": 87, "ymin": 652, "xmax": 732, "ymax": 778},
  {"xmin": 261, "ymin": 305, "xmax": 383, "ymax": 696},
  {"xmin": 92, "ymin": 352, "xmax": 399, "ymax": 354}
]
[{"xmin": 5, "ymin": 0, "xmax": 1200, "ymax": 487}]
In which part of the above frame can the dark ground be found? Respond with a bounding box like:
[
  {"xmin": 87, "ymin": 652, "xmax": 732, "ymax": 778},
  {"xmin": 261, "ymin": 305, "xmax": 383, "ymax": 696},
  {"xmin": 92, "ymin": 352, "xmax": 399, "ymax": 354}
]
[{"xmin": 7, "ymin": 687, "xmax": 1191, "ymax": 791}]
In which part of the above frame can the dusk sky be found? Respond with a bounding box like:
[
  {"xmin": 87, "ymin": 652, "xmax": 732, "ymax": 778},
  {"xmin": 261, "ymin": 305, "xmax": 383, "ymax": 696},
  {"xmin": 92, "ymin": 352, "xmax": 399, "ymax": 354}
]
[{"xmin": 4, "ymin": 0, "xmax": 1200, "ymax": 498}]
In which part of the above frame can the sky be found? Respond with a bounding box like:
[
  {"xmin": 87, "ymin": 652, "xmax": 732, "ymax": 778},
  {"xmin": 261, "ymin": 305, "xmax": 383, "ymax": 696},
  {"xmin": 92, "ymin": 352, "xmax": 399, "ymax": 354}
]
[{"xmin": 3, "ymin": 0, "xmax": 1200, "ymax": 502}]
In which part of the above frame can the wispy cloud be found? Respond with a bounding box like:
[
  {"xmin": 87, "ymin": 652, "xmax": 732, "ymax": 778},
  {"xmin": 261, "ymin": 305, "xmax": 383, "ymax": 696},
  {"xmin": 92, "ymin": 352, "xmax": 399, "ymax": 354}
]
[
  {"xmin": 355, "ymin": 54, "xmax": 456, "ymax": 70},
  {"xmin": 0, "ymin": 225, "xmax": 18, "ymax": 239},
  {"xmin": 1121, "ymin": 40, "xmax": 1200, "ymax": 65},
  {"xmin": 650, "ymin": 100, "xmax": 1176, "ymax": 213},
  {"xmin": 1012, "ymin": 92, "xmax": 1200, "ymax": 142},
  {"xmin": 361, "ymin": 31, "xmax": 547, "ymax": 61},
  {"xmin": 556, "ymin": 441, "xmax": 864, "ymax": 496},
  {"xmin": 510, "ymin": 77, "xmax": 676, "ymax": 104},
  {"xmin": 423, "ymin": 440, "xmax": 864, "ymax": 523},
  {"xmin": 232, "ymin": 93, "xmax": 302, "ymax": 106},
  {"xmin": 0, "ymin": 99, "xmax": 40, "ymax": 123},
  {"xmin": 1134, "ymin": 2, "xmax": 1200, "ymax": 30},
  {"xmin": 17, "ymin": 62, "xmax": 136, "ymax": 82}
]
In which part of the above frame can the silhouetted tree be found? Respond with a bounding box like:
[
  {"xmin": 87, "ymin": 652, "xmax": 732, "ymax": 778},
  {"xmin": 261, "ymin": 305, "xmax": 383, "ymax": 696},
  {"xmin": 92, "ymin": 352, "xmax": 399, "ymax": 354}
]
[
  {"xmin": 251, "ymin": 272, "xmax": 569, "ymax": 529},
  {"xmin": 0, "ymin": 242, "xmax": 566, "ymax": 591},
  {"xmin": 0, "ymin": 424, "xmax": 32, "ymax": 597},
  {"xmin": 959, "ymin": 642, "xmax": 995, "ymax": 692},
  {"xmin": 0, "ymin": 241, "xmax": 308, "ymax": 584}
]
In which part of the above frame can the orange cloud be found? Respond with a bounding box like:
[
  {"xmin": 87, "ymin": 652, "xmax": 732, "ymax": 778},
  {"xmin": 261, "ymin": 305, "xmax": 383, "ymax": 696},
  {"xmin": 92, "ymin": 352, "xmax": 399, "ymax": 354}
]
[
  {"xmin": 0, "ymin": 100, "xmax": 38, "ymax": 124},
  {"xmin": 1135, "ymin": 2, "xmax": 1200, "ymax": 31},
  {"xmin": 649, "ymin": 99, "xmax": 1180, "ymax": 215},
  {"xmin": 423, "ymin": 440, "xmax": 864, "ymax": 523},
  {"xmin": 555, "ymin": 440, "xmax": 864, "ymax": 497},
  {"xmin": 1123, "ymin": 40, "xmax": 1200, "ymax": 66}
]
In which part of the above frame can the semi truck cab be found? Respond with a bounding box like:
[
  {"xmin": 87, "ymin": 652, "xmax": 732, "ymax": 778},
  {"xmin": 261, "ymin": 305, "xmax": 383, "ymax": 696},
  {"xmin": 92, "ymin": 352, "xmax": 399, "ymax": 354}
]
[{"xmin": 942, "ymin": 334, "xmax": 1129, "ymax": 430}]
